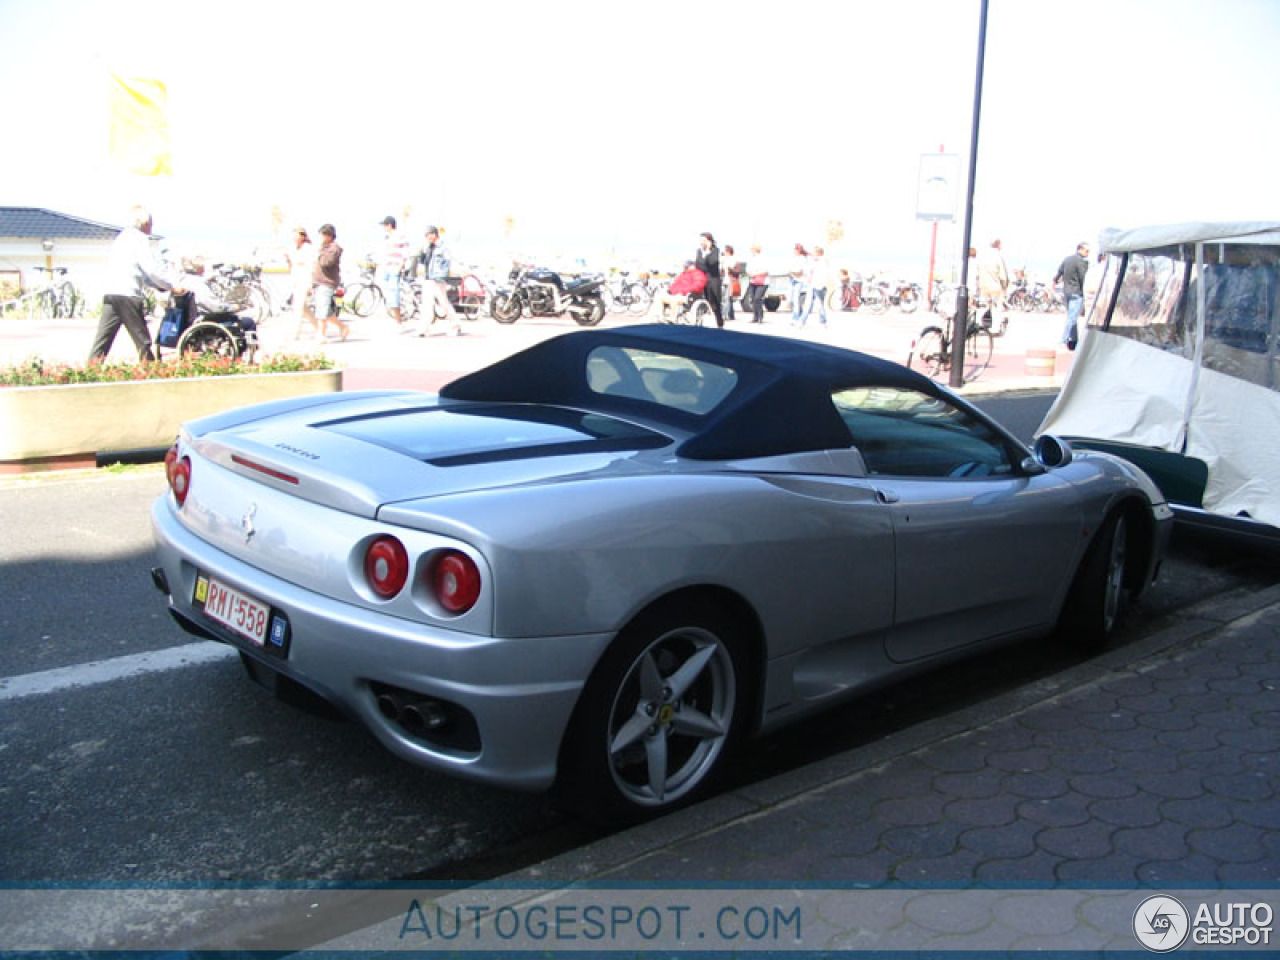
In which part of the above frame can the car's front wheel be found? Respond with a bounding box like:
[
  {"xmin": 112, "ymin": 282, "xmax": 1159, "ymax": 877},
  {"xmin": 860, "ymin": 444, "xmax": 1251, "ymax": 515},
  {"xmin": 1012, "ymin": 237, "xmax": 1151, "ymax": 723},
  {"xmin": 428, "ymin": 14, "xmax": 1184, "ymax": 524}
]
[
  {"xmin": 559, "ymin": 601, "xmax": 747, "ymax": 823},
  {"xmin": 1060, "ymin": 510, "xmax": 1131, "ymax": 647}
]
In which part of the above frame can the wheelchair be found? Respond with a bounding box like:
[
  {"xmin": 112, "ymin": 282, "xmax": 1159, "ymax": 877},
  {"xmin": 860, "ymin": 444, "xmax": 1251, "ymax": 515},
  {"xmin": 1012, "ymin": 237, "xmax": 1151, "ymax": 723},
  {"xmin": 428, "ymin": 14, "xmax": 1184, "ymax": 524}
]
[
  {"xmin": 157, "ymin": 291, "xmax": 259, "ymax": 362},
  {"xmin": 659, "ymin": 292, "xmax": 716, "ymax": 327}
]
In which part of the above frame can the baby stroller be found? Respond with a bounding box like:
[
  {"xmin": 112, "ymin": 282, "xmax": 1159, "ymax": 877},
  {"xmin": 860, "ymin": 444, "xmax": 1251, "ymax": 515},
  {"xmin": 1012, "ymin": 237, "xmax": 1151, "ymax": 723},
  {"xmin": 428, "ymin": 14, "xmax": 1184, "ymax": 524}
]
[{"xmin": 156, "ymin": 291, "xmax": 259, "ymax": 362}]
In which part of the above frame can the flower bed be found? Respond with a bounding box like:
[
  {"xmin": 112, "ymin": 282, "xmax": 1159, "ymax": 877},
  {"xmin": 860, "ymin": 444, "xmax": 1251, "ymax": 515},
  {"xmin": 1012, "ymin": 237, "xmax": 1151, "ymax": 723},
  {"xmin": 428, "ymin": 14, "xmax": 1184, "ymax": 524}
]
[
  {"xmin": 0, "ymin": 354, "xmax": 341, "ymax": 471},
  {"xmin": 0, "ymin": 352, "xmax": 333, "ymax": 386}
]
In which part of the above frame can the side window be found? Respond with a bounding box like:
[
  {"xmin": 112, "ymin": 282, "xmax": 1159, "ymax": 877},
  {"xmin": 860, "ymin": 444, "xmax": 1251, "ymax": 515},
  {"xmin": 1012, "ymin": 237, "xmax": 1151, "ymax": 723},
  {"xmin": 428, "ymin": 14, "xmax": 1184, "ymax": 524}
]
[{"xmin": 831, "ymin": 386, "xmax": 1014, "ymax": 478}]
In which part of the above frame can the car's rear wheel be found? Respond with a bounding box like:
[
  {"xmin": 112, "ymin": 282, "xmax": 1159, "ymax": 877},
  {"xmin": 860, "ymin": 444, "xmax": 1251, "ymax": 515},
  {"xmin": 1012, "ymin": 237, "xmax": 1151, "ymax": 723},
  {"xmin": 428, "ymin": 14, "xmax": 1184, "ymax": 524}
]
[
  {"xmin": 1060, "ymin": 511, "xmax": 1130, "ymax": 648},
  {"xmin": 558, "ymin": 601, "xmax": 747, "ymax": 824}
]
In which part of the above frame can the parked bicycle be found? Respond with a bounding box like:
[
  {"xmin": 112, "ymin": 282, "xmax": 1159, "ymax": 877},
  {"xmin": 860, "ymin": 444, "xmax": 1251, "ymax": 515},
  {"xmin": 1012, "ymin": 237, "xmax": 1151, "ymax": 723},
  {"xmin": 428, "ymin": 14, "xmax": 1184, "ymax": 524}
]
[
  {"xmin": 343, "ymin": 260, "xmax": 387, "ymax": 318},
  {"xmin": 206, "ymin": 263, "xmax": 273, "ymax": 324},
  {"xmin": 602, "ymin": 271, "xmax": 654, "ymax": 315},
  {"xmin": 826, "ymin": 270, "xmax": 864, "ymax": 312},
  {"xmin": 930, "ymin": 282, "xmax": 1005, "ymax": 337},
  {"xmin": 857, "ymin": 275, "xmax": 891, "ymax": 314},
  {"xmin": 908, "ymin": 312, "xmax": 994, "ymax": 383},
  {"xmin": 31, "ymin": 266, "xmax": 82, "ymax": 319},
  {"xmin": 888, "ymin": 279, "xmax": 922, "ymax": 313},
  {"xmin": 1007, "ymin": 279, "xmax": 1062, "ymax": 313}
]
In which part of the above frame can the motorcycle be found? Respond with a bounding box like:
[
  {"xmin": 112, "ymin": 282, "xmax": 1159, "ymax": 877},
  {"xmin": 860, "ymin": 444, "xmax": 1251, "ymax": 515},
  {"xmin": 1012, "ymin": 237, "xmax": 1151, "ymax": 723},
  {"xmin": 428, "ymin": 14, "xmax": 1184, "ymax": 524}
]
[{"xmin": 489, "ymin": 264, "xmax": 607, "ymax": 326}]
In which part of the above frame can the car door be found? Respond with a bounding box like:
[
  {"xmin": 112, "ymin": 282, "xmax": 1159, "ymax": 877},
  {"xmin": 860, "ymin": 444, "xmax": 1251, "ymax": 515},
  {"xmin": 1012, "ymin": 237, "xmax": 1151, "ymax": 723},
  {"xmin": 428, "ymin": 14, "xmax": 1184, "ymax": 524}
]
[{"xmin": 833, "ymin": 386, "xmax": 1081, "ymax": 663}]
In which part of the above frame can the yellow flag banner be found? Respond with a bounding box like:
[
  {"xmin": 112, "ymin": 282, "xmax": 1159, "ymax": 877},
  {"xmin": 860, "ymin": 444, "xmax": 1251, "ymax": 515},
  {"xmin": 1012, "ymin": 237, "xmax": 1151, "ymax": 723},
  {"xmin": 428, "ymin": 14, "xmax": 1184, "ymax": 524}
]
[{"xmin": 108, "ymin": 75, "xmax": 172, "ymax": 176}]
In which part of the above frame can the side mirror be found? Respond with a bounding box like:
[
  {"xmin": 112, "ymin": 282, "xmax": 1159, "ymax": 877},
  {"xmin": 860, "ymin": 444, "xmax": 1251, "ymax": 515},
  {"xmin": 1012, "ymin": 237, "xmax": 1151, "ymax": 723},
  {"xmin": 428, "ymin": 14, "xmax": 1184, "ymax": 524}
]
[{"xmin": 1034, "ymin": 434, "xmax": 1075, "ymax": 469}]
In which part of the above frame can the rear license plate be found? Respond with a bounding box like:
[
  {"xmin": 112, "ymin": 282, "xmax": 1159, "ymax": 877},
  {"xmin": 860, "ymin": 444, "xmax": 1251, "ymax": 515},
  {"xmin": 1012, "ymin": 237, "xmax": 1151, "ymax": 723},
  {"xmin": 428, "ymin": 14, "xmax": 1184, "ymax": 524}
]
[{"xmin": 194, "ymin": 574, "xmax": 290, "ymax": 656}]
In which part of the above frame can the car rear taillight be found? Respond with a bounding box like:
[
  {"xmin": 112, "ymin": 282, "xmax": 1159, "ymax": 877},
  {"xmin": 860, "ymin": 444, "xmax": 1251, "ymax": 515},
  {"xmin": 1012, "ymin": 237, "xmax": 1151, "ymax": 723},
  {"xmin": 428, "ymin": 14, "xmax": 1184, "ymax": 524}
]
[
  {"xmin": 431, "ymin": 550, "xmax": 481, "ymax": 615},
  {"xmin": 364, "ymin": 536, "xmax": 409, "ymax": 599},
  {"xmin": 165, "ymin": 444, "xmax": 192, "ymax": 507}
]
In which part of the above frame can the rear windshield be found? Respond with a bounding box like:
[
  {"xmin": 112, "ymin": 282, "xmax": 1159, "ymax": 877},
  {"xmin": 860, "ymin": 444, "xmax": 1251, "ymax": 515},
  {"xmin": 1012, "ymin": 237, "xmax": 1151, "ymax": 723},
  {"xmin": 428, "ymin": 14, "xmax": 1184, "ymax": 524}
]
[
  {"xmin": 585, "ymin": 346, "xmax": 739, "ymax": 415},
  {"xmin": 1094, "ymin": 244, "xmax": 1280, "ymax": 389},
  {"xmin": 319, "ymin": 404, "xmax": 669, "ymax": 466}
]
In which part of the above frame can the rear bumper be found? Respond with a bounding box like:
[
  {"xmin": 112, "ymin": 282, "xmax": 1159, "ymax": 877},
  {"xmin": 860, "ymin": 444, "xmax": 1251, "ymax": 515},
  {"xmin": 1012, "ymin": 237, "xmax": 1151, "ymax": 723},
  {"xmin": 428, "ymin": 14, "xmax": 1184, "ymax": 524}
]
[{"xmin": 151, "ymin": 496, "xmax": 611, "ymax": 792}]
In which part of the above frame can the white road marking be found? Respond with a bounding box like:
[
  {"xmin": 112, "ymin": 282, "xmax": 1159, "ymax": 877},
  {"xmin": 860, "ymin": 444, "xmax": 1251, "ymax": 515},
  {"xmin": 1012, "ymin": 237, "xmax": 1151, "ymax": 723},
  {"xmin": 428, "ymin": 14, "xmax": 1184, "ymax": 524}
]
[{"xmin": 0, "ymin": 643, "xmax": 239, "ymax": 703}]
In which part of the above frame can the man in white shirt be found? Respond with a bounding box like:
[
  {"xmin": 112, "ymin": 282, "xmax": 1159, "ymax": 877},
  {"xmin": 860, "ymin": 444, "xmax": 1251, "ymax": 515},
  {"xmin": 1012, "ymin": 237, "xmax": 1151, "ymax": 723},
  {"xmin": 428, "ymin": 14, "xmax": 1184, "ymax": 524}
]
[
  {"xmin": 976, "ymin": 238, "xmax": 1010, "ymax": 333},
  {"xmin": 88, "ymin": 206, "xmax": 173, "ymax": 362}
]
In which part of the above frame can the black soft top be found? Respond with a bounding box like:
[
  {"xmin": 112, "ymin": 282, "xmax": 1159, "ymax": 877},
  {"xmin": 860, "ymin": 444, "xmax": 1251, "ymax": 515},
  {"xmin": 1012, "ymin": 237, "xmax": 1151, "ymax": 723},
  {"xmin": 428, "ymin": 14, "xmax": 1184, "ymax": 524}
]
[{"xmin": 441, "ymin": 324, "xmax": 942, "ymax": 461}]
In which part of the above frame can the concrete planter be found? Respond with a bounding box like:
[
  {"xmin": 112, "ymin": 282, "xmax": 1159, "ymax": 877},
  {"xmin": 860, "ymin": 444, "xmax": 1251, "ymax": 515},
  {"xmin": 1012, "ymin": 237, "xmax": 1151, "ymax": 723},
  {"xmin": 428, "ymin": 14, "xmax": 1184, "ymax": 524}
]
[{"xmin": 0, "ymin": 368, "xmax": 342, "ymax": 469}]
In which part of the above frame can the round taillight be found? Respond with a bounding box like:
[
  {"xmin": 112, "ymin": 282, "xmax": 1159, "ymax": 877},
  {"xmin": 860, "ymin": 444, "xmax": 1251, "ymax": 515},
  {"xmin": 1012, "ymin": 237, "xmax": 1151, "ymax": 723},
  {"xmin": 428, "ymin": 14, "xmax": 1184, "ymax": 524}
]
[
  {"xmin": 166, "ymin": 446, "xmax": 192, "ymax": 507},
  {"xmin": 364, "ymin": 536, "xmax": 409, "ymax": 599},
  {"xmin": 431, "ymin": 550, "xmax": 481, "ymax": 614}
]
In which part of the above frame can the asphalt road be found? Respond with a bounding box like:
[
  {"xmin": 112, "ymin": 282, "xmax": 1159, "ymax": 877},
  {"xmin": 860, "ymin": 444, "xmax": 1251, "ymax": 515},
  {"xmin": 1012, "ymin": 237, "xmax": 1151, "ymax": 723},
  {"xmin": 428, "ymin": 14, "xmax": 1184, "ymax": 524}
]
[{"xmin": 1, "ymin": 393, "xmax": 1275, "ymax": 887}]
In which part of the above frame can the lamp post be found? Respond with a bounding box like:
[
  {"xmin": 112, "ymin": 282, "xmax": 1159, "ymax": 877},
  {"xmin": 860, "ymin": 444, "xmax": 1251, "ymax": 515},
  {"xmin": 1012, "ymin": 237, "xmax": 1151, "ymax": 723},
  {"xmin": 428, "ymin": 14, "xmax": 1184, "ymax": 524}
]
[
  {"xmin": 950, "ymin": 0, "xmax": 989, "ymax": 389},
  {"xmin": 41, "ymin": 238, "xmax": 54, "ymax": 276}
]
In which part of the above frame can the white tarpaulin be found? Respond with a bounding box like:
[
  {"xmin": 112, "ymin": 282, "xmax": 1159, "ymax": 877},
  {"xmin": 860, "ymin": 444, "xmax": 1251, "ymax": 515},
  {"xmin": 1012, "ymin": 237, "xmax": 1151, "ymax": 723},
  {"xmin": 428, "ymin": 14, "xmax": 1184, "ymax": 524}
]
[{"xmin": 1039, "ymin": 221, "xmax": 1280, "ymax": 529}]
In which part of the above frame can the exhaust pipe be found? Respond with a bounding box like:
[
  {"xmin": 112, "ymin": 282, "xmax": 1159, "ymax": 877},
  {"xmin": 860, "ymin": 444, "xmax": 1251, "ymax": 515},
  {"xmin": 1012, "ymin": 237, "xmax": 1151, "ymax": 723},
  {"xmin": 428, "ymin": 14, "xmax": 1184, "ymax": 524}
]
[
  {"xmin": 150, "ymin": 566, "xmax": 170, "ymax": 595},
  {"xmin": 401, "ymin": 699, "xmax": 449, "ymax": 735},
  {"xmin": 375, "ymin": 690, "xmax": 409, "ymax": 722}
]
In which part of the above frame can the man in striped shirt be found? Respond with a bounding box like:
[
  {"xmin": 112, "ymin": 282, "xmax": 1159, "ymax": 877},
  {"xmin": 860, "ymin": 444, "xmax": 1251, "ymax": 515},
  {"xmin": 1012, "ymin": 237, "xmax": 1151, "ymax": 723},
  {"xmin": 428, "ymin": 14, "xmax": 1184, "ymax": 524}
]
[{"xmin": 379, "ymin": 215, "xmax": 411, "ymax": 324}]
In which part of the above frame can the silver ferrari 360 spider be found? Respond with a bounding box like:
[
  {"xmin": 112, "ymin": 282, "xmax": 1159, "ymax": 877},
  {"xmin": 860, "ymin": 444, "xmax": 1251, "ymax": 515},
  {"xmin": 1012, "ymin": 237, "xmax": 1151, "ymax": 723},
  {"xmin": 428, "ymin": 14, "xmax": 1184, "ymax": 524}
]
[{"xmin": 151, "ymin": 324, "xmax": 1172, "ymax": 820}]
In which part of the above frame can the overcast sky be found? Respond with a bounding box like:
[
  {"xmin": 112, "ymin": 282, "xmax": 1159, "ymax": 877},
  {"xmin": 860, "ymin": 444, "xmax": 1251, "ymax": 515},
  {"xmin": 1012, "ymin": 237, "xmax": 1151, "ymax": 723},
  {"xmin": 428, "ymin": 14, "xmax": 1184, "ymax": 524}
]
[{"xmin": 2, "ymin": 0, "xmax": 1277, "ymax": 274}]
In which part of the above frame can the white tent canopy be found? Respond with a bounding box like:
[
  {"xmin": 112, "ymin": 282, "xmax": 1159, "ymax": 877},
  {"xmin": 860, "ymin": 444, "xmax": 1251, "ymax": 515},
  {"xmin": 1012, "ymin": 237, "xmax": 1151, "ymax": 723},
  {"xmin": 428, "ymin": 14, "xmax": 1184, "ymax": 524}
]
[
  {"xmin": 1099, "ymin": 221, "xmax": 1280, "ymax": 252},
  {"xmin": 1040, "ymin": 221, "xmax": 1280, "ymax": 529}
]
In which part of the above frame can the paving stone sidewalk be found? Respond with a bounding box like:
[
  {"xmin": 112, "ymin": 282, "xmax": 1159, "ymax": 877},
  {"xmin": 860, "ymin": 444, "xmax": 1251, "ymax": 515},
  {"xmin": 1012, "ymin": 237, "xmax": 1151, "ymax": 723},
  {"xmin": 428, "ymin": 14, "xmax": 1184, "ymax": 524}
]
[{"xmin": 322, "ymin": 584, "xmax": 1280, "ymax": 954}]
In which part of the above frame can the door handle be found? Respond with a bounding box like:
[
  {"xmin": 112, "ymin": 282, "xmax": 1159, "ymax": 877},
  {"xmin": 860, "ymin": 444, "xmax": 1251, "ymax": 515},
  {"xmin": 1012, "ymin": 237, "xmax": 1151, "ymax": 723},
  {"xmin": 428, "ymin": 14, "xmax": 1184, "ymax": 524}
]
[{"xmin": 874, "ymin": 488, "xmax": 900, "ymax": 504}]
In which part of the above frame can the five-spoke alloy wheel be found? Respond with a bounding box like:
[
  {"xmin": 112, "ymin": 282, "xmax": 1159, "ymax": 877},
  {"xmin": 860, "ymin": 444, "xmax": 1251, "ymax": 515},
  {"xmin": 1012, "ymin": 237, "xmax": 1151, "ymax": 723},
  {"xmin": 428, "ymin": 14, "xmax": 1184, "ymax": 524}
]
[{"xmin": 560, "ymin": 601, "xmax": 747, "ymax": 822}]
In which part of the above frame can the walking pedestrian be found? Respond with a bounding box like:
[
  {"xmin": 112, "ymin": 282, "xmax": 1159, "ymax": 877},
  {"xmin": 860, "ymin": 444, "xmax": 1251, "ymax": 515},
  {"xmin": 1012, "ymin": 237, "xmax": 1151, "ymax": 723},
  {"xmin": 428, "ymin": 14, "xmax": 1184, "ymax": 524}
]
[
  {"xmin": 1054, "ymin": 241, "xmax": 1091, "ymax": 350},
  {"xmin": 312, "ymin": 223, "xmax": 348, "ymax": 341},
  {"xmin": 87, "ymin": 206, "xmax": 173, "ymax": 363},
  {"xmin": 378, "ymin": 215, "xmax": 411, "ymax": 325},
  {"xmin": 695, "ymin": 232, "xmax": 722, "ymax": 327},
  {"xmin": 788, "ymin": 243, "xmax": 809, "ymax": 325},
  {"xmin": 417, "ymin": 225, "xmax": 462, "ymax": 336},
  {"xmin": 288, "ymin": 227, "xmax": 317, "ymax": 339},
  {"xmin": 797, "ymin": 245, "xmax": 830, "ymax": 327},
  {"xmin": 976, "ymin": 238, "xmax": 1010, "ymax": 333},
  {"xmin": 720, "ymin": 244, "xmax": 744, "ymax": 323},
  {"xmin": 745, "ymin": 244, "xmax": 769, "ymax": 323}
]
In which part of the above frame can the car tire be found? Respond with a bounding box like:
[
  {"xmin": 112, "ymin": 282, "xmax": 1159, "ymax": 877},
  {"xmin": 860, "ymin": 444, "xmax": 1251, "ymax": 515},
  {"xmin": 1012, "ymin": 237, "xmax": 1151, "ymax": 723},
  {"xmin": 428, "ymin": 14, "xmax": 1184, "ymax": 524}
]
[
  {"xmin": 557, "ymin": 599, "xmax": 749, "ymax": 824},
  {"xmin": 1060, "ymin": 510, "xmax": 1131, "ymax": 648}
]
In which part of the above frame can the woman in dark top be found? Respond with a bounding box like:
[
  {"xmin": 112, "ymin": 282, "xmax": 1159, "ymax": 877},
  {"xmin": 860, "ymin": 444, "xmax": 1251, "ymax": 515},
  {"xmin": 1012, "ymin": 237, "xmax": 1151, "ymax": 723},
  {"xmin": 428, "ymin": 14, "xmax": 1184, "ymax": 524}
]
[{"xmin": 695, "ymin": 232, "xmax": 722, "ymax": 327}]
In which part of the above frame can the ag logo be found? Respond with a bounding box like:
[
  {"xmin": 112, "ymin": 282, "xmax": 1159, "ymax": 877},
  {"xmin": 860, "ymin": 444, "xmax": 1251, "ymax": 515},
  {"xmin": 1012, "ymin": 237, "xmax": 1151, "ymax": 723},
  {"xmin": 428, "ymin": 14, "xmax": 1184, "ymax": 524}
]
[{"xmin": 1133, "ymin": 895, "xmax": 1190, "ymax": 952}]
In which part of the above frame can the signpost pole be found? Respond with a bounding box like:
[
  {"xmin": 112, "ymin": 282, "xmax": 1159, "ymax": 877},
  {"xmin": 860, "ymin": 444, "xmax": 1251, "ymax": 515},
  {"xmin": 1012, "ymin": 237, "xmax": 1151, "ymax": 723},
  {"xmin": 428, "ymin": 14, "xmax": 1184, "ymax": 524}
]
[{"xmin": 925, "ymin": 145, "xmax": 943, "ymax": 310}]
